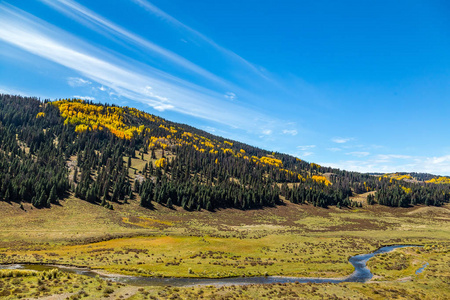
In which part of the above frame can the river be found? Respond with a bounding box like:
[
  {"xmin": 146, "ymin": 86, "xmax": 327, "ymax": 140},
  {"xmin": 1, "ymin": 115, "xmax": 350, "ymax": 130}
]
[{"xmin": 0, "ymin": 245, "xmax": 422, "ymax": 287}]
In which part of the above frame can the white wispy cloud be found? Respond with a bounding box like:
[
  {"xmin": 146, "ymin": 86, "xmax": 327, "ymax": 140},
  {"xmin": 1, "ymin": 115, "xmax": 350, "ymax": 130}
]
[
  {"xmin": 0, "ymin": 85, "xmax": 53, "ymax": 99},
  {"xmin": 67, "ymin": 77, "xmax": 91, "ymax": 87},
  {"xmin": 130, "ymin": 0, "xmax": 273, "ymax": 83},
  {"xmin": 99, "ymin": 85, "xmax": 107, "ymax": 91},
  {"xmin": 297, "ymin": 145, "xmax": 315, "ymax": 151},
  {"xmin": 224, "ymin": 92, "xmax": 236, "ymax": 100},
  {"xmin": 282, "ymin": 129, "xmax": 298, "ymax": 136},
  {"xmin": 73, "ymin": 95, "xmax": 95, "ymax": 100},
  {"xmin": 202, "ymin": 126, "xmax": 216, "ymax": 133},
  {"xmin": 153, "ymin": 104, "xmax": 174, "ymax": 112},
  {"xmin": 288, "ymin": 145, "xmax": 316, "ymax": 160},
  {"xmin": 377, "ymin": 154, "xmax": 412, "ymax": 160},
  {"xmin": 332, "ymin": 137, "xmax": 354, "ymax": 144},
  {"xmin": 40, "ymin": 0, "xmax": 230, "ymax": 88},
  {"xmin": 0, "ymin": 85, "xmax": 31, "ymax": 96},
  {"xmin": 320, "ymin": 153, "xmax": 450, "ymax": 176},
  {"xmin": 346, "ymin": 151, "xmax": 370, "ymax": 157},
  {"xmin": 302, "ymin": 152, "xmax": 314, "ymax": 157},
  {"xmin": 327, "ymin": 147, "xmax": 341, "ymax": 152},
  {"xmin": 0, "ymin": 4, "xmax": 277, "ymax": 130},
  {"xmin": 262, "ymin": 129, "xmax": 272, "ymax": 135},
  {"xmin": 427, "ymin": 154, "xmax": 450, "ymax": 165}
]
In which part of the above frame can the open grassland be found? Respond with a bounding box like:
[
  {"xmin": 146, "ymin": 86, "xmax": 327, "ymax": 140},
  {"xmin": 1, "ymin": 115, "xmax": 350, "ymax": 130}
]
[
  {"xmin": 1, "ymin": 235, "xmax": 366, "ymax": 278},
  {"xmin": 0, "ymin": 269, "xmax": 136, "ymax": 299},
  {"xmin": 0, "ymin": 198, "xmax": 449, "ymax": 299},
  {"xmin": 1, "ymin": 195, "xmax": 449, "ymax": 242},
  {"xmin": 0, "ymin": 251, "xmax": 448, "ymax": 300}
]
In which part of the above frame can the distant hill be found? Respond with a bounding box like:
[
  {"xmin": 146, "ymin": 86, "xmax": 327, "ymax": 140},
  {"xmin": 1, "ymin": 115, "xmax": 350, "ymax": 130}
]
[
  {"xmin": 0, "ymin": 94, "xmax": 449, "ymax": 211},
  {"xmin": 373, "ymin": 172, "xmax": 441, "ymax": 182},
  {"xmin": 369, "ymin": 172, "xmax": 450, "ymax": 184}
]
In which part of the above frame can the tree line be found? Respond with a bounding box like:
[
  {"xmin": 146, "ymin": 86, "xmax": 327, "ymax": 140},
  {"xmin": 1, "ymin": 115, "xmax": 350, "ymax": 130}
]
[{"xmin": 0, "ymin": 94, "xmax": 448, "ymax": 211}]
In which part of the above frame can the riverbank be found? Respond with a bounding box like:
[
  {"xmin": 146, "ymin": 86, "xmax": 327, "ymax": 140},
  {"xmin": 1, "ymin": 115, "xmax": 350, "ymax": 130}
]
[
  {"xmin": 0, "ymin": 200, "xmax": 448, "ymax": 299},
  {"xmin": 0, "ymin": 247, "xmax": 448, "ymax": 300},
  {"xmin": 0, "ymin": 245, "xmax": 421, "ymax": 286}
]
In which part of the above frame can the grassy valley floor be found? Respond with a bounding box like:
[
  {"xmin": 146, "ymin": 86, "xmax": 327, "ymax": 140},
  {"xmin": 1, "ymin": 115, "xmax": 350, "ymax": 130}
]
[{"xmin": 0, "ymin": 198, "xmax": 449, "ymax": 299}]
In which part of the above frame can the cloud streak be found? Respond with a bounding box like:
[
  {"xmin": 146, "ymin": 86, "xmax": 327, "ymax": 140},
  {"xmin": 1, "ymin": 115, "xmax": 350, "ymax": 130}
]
[
  {"xmin": 67, "ymin": 77, "xmax": 91, "ymax": 87},
  {"xmin": 302, "ymin": 152, "xmax": 314, "ymax": 157},
  {"xmin": 346, "ymin": 151, "xmax": 370, "ymax": 157},
  {"xmin": 321, "ymin": 153, "xmax": 450, "ymax": 176},
  {"xmin": 224, "ymin": 92, "xmax": 236, "ymax": 101},
  {"xmin": 73, "ymin": 95, "xmax": 95, "ymax": 100},
  {"xmin": 0, "ymin": 85, "xmax": 35, "ymax": 97},
  {"xmin": 40, "ymin": 0, "xmax": 230, "ymax": 88},
  {"xmin": 332, "ymin": 137, "xmax": 354, "ymax": 144},
  {"xmin": 297, "ymin": 145, "xmax": 315, "ymax": 151},
  {"xmin": 0, "ymin": 4, "xmax": 276, "ymax": 130},
  {"xmin": 130, "ymin": 0, "xmax": 274, "ymax": 83},
  {"xmin": 282, "ymin": 129, "xmax": 298, "ymax": 136}
]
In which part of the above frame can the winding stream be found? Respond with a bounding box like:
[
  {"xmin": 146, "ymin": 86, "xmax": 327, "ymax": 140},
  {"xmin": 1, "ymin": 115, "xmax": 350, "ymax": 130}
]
[
  {"xmin": 0, "ymin": 245, "xmax": 421, "ymax": 287},
  {"xmin": 415, "ymin": 262, "xmax": 429, "ymax": 274}
]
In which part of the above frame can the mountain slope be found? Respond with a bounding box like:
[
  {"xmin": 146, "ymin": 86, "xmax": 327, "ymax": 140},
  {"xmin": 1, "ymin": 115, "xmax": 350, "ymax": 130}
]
[{"xmin": 1, "ymin": 94, "xmax": 449, "ymax": 211}]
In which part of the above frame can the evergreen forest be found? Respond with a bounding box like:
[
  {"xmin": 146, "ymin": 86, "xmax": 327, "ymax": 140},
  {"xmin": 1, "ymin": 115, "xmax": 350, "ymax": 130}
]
[{"xmin": 1, "ymin": 94, "xmax": 449, "ymax": 211}]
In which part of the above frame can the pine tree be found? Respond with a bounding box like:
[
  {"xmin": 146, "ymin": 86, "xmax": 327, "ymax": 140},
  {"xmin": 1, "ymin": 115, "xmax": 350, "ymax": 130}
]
[
  {"xmin": 48, "ymin": 186, "xmax": 57, "ymax": 205},
  {"xmin": 73, "ymin": 168, "xmax": 78, "ymax": 183}
]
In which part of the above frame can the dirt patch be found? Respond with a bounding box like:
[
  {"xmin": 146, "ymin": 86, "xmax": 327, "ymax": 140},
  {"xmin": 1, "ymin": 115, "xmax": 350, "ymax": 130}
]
[
  {"xmin": 106, "ymin": 285, "xmax": 140, "ymax": 299},
  {"xmin": 396, "ymin": 276, "xmax": 413, "ymax": 282},
  {"xmin": 350, "ymin": 191, "xmax": 376, "ymax": 203},
  {"xmin": 26, "ymin": 292, "xmax": 74, "ymax": 300},
  {"xmin": 407, "ymin": 206, "xmax": 450, "ymax": 215}
]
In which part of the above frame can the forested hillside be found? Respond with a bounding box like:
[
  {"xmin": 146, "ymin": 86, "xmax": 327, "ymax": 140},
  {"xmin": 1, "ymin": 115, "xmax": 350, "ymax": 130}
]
[{"xmin": 1, "ymin": 94, "xmax": 449, "ymax": 211}]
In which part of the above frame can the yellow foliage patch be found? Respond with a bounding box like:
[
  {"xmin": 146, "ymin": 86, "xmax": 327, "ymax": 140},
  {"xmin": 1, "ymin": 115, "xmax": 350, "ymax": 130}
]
[
  {"xmin": 155, "ymin": 157, "xmax": 167, "ymax": 168},
  {"xmin": 383, "ymin": 173, "xmax": 413, "ymax": 181},
  {"xmin": 159, "ymin": 124, "xmax": 177, "ymax": 134},
  {"xmin": 75, "ymin": 124, "xmax": 88, "ymax": 133},
  {"xmin": 260, "ymin": 156, "xmax": 283, "ymax": 167},
  {"xmin": 312, "ymin": 175, "xmax": 332, "ymax": 186},
  {"xmin": 53, "ymin": 99, "xmax": 147, "ymax": 139},
  {"xmin": 223, "ymin": 148, "xmax": 234, "ymax": 155},
  {"xmin": 426, "ymin": 177, "xmax": 450, "ymax": 184},
  {"xmin": 127, "ymin": 107, "xmax": 163, "ymax": 123},
  {"xmin": 401, "ymin": 186, "xmax": 412, "ymax": 194},
  {"xmin": 182, "ymin": 132, "xmax": 193, "ymax": 138},
  {"xmin": 35, "ymin": 112, "xmax": 45, "ymax": 118},
  {"xmin": 202, "ymin": 141, "xmax": 215, "ymax": 148},
  {"xmin": 310, "ymin": 163, "xmax": 321, "ymax": 169}
]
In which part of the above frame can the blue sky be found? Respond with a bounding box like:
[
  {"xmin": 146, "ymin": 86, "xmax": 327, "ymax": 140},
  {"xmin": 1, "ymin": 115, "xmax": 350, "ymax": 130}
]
[{"xmin": 1, "ymin": 0, "xmax": 449, "ymax": 175}]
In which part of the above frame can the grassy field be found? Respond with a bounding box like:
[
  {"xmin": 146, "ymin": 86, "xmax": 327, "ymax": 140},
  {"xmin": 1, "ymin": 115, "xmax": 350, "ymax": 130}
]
[
  {"xmin": 0, "ymin": 196, "xmax": 449, "ymax": 299},
  {"xmin": 0, "ymin": 250, "xmax": 448, "ymax": 300},
  {"xmin": 0, "ymin": 269, "xmax": 137, "ymax": 299}
]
